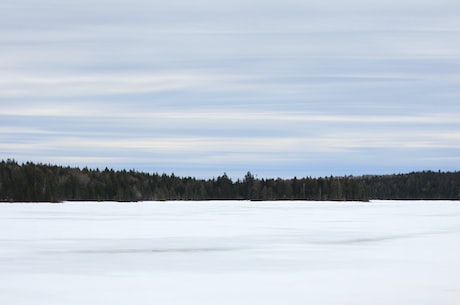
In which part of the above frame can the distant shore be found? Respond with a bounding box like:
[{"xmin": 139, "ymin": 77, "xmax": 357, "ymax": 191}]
[{"xmin": 1, "ymin": 159, "xmax": 459, "ymax": 202}]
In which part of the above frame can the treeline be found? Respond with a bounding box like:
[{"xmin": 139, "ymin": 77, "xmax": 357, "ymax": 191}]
[{"xmin": 0, "ymin": 160, "xmax": 459, "ymax": 202}]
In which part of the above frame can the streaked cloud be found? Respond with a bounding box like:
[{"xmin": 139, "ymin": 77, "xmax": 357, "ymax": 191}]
[{"xmin": 0, "ymin": 0, "xmax": 459, "ymax": 178}]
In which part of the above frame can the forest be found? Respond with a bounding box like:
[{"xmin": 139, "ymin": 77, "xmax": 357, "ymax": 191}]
[{"xmin": 0, "ymin": 159, "xmax": 459, "ymax": 202}]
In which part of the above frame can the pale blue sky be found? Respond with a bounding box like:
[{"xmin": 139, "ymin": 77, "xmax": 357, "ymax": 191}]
[{"xmin": 1, "ymin": 0, "xmax": 460, "ymax": 178}]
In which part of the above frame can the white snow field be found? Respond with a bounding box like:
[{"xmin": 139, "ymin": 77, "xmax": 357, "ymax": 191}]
[{"xmin": 0, "ymin": 201, "xmax": 459, "ymax": 305}]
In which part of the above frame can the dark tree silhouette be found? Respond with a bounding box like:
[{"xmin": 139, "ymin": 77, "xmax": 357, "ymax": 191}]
[{"xmin": 1, "ymin": 159, "xmax": 459, "ymax": 202}]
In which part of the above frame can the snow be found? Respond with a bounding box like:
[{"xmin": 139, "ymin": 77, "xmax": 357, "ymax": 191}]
[{"xmin": 0, "ymin": 200, "xmax": 459, "ymax": 305}]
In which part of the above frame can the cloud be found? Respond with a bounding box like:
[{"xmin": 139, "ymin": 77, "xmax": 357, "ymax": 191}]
[
  {"xmin": 0, "ymin": 72, "xmax": 248, "ymax": 98},
  {"xmin": 0, "ymin": 0, "xmax": 459, "ymax": 177}
]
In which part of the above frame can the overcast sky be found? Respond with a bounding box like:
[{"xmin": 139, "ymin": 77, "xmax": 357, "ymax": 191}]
[{"xmin": 1, "ymin": 0, "xmax": 460, "ymax": 178}]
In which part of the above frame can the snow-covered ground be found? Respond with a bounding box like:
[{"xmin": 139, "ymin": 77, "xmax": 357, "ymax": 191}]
[{"xmin": 0, "ymin": 200, "xmax": 459, "ymax": 305}]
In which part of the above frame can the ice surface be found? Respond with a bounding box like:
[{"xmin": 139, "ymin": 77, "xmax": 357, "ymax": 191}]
[{"xmin": 1, "ymin": 200, "xmax": 459, "ymax": 305}]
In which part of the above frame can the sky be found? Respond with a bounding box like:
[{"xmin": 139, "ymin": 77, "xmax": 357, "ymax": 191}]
[{"xmin": 1, "ymin": 0, "xmax": 460, "ymax": 179}]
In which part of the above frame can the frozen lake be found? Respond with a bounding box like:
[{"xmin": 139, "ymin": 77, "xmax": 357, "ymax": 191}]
[{"xmin": 1, "ymin": 200, "xmax": 459, "ymax": 305}]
